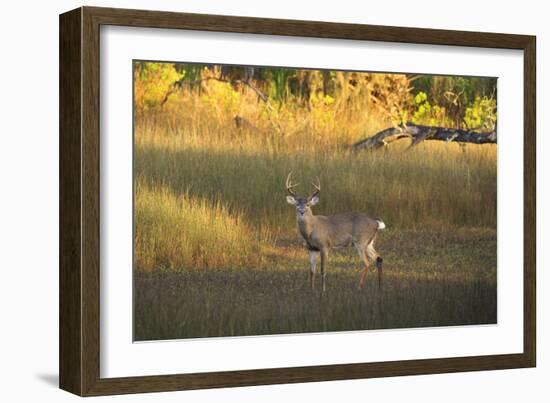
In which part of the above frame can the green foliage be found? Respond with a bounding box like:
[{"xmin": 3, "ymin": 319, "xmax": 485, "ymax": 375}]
[
  {"xmin": 464, "ymin": 97, "xmax": 497, "ymax": 131},
  {"xmin": 410, "ymin": 75, "xmax": 497, "ymax": 127},
  {"xmin": 268, "ymin": 68, "xmax": 295, "ymax": 102},
  {"xmin": 411, "ymin": 91, "xmax": 431, "ymax": 123},
  {"xmin": 200, "ymin": 80, "xmax": 242, "ymax": 116},
  {"xmin": 134, "ymin": 62, "xmax": 184, "ymax": 110},
  {"xmin": 135, "ymin": 62, "xmax": 499, "ymax": 134},
  {"xmin": 176, "ymin": 63, "xmax": 207, "ymax": 82},
  {"xmin": 412, "ymin": 75, "xmax": 496, "ymax": 109},
  {"xmin": 411, "ymin": 91, "xmax": 448, "ymax": 126},
  {"xmin": 410, "ymin": 90, "xmax": 496, "ymax": 130}
]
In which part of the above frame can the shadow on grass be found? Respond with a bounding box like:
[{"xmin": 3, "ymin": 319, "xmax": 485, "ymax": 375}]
[
  {"xmin": 134, "ymin": 258, "xmax": 496, "ymax": 341},
  {"xmin": 135, "ymin": 144, "xmax": 497, "ymax": 231},
  {"xmin": 133, "ymin": 145, "xmax": 497, "ymax": 341}
]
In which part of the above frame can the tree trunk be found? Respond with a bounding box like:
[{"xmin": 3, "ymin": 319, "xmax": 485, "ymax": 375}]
[{"xmin": 352, "ymin": 123, "xmax": 497, "ymax": 151}]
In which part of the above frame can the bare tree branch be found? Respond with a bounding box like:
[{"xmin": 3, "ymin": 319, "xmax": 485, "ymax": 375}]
[
  {"xmin": 161, "ymin": 76, "xmax": 271, "ymax": 108},
  {"xmin": 352, "ymin": 123, "xmax": 497, "ymax": 151}
]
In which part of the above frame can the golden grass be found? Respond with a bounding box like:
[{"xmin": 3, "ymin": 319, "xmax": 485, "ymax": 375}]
[
  {"xmin": 132, "ymin": 67, "xmax": 498, "ymax": 339},
  {"xmin": 134, "ymin": 76, "xmax": 496, "ymax": 271},
  {"xmin": 135, "ymin": 179, "xmax": 267, "ymax": 271}
]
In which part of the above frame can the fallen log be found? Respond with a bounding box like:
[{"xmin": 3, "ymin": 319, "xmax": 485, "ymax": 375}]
[{"xmin": 352, "ymin": 123, "xmax": 497, "ymax": 151}]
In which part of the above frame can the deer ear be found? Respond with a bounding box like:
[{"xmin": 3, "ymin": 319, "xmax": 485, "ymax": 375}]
[
  {"xmin": 308, "ymin": 195, "xmax": 319, "ymax": 205},
  {"xmin": 286, "ymin": 195, "xmax": 297, "ymax": 205}
]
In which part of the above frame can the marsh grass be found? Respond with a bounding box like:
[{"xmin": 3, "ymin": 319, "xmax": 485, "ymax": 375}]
[
  {"xmin": 135, "ymin": 108, "xmax": 496, "ymax": 271},
  {"xmin": 133, "ymin": 71, "xmax": 497, "ymax": 339},
  {"xmin": 135, "ymin": 179, "xmax": 268, "ymax": 271},
  {"xmin": 134, "ymin": 228, "xmax": 497, "ymax": 340}
]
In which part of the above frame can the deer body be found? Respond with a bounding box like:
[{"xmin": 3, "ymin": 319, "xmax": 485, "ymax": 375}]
[
  {"xmin": 286, "ymin": 173, "xmax": 385, "ymax": 292},
  {"xmin": 297, "ymin": 212, "xmax": 380, "ymax": 251}
]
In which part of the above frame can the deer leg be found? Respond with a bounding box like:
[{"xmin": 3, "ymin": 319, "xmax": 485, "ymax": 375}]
[
  {"xmin": 376, "ymin": 257, "xmax": 383, "ymax": 288},
  {"xmin": 356, "ymin": 244, "xmax": 370, "ymax": 290},
  {"xmin": 366, "ymin": 240, "xmax": 383, "ymax": 289},
  {"xmin": 308, "ymin": 250, "xmax": 318, "ymax": 289},
  {"xmin": 320, "ymin": 249, "xmax": 328, "ymax": 293}
]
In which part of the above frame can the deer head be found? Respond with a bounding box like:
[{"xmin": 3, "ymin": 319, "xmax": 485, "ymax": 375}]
[{"xmin": 285, "ymin": 172, "xmax": 321, "ymax": 220}]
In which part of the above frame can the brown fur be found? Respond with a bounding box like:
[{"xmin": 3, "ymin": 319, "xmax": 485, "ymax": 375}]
[{"xmin": 287, "ymin": 195, "xmax": 384, "ymax": 292}]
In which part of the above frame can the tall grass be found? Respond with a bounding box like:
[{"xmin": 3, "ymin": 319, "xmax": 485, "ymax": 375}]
[
  {"xmin": 135, "ymin": 179, "xmax": 267, "ymax": 271},
  {"xmin": 135, "ymin": 228, "xmax": 497, "ymax": 340},
  {"xmin": 133, "ymin": 65, "xmax": 497, "ymax": 339},
  {"xmin": 134, "ymin": 71, "xmax": 496, "ymax": 271}
]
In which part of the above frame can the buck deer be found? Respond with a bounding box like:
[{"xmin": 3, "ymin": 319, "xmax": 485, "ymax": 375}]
[{"xmin": 285, "ymin": 172, "xmax": 385, "ymax": 292}]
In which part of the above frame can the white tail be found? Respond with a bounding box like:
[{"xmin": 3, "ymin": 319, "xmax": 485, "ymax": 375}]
[{"xmin": 377, "ymin": 220, "xmax": 386, "ymax": 230}]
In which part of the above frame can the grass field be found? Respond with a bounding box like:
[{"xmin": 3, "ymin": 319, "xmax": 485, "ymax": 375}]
[
  {"xmin": 135, "ymin": 228, "xmax": 496, "ymax": 340},
  {"xmin": 133, "ymin": 66, "xmax": 497, "ymax": 341}
]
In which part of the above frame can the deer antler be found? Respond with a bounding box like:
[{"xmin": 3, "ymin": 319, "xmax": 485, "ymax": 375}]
[
  {"xmin": 309, "ymin": 177, "xmax": 321, "ymax": 199},
  {"xmin": 286, "ymin": 171, "xmax": 299, "ymax": 196}
]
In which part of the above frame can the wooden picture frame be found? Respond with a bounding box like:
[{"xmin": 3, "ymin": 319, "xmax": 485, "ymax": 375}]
[{"xmin": 59, "ymin": 6, "xmax": 536, "ymax": 396}]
